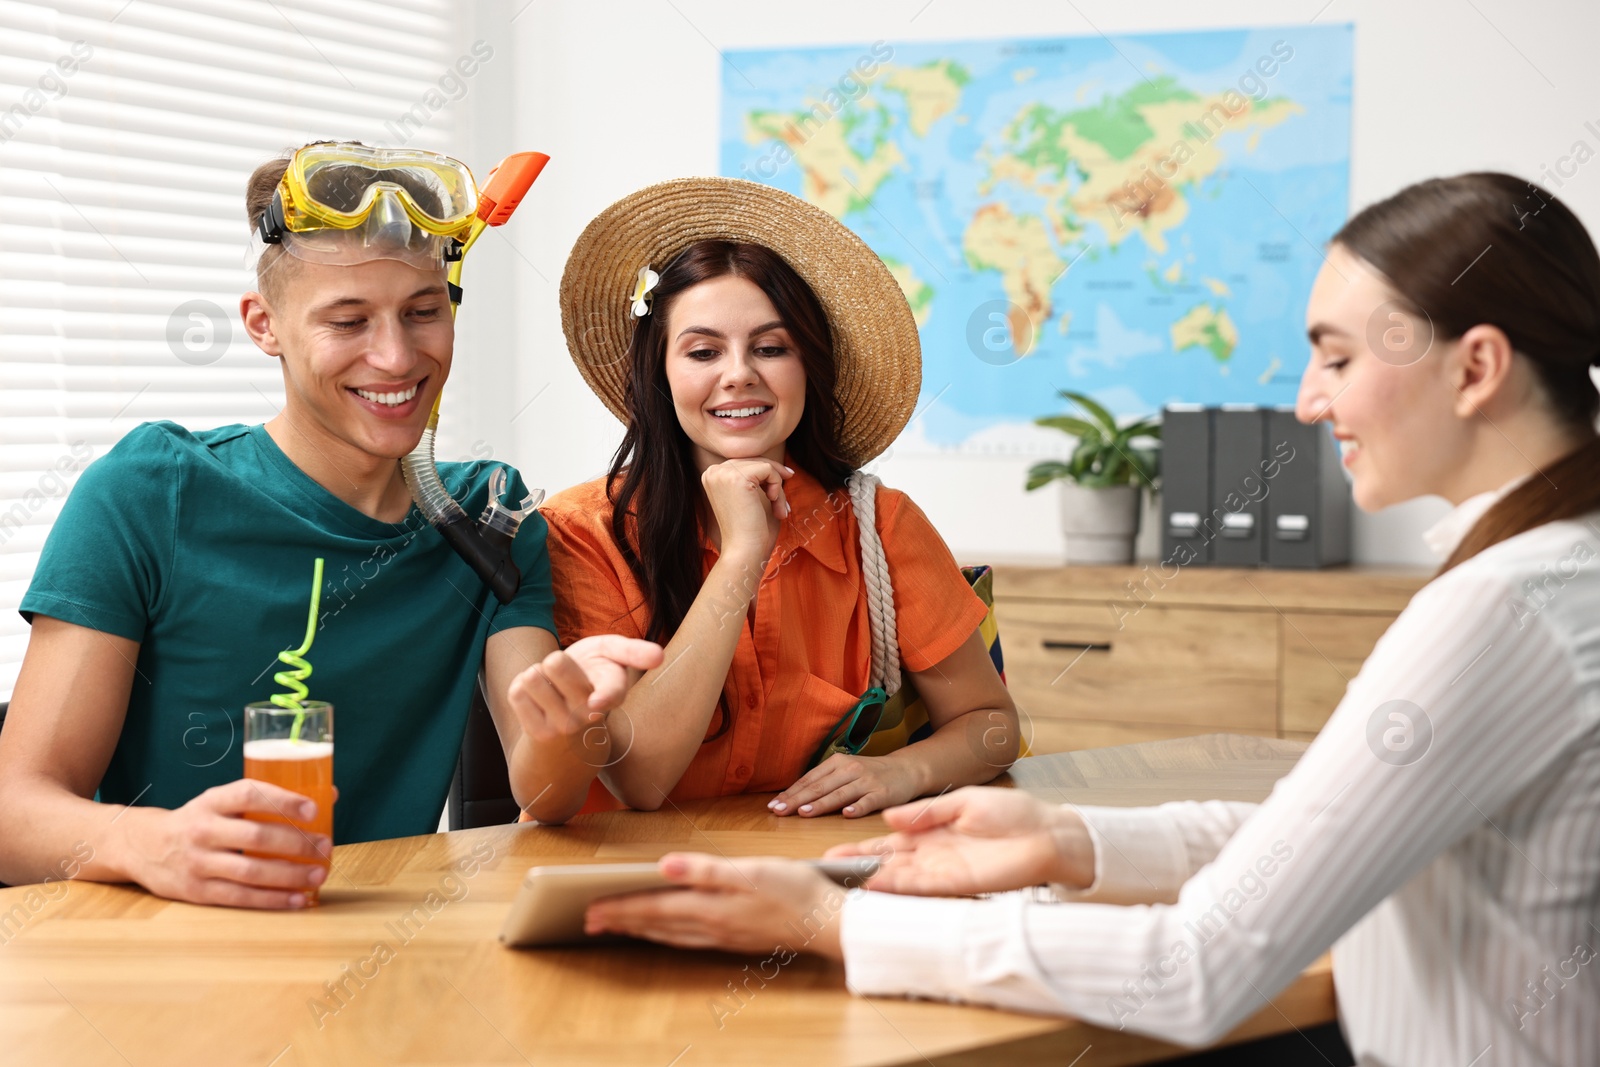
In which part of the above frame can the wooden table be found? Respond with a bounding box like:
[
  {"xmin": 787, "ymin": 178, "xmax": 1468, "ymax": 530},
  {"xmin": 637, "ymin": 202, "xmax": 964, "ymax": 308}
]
[{"xmin": 0, "ymin": 734, "xmax": 1327, "ymax": 1067}]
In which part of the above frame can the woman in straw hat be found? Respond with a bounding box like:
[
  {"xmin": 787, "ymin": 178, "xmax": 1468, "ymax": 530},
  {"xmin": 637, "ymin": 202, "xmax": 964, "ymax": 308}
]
[{"xmin": 512, "ymin": 178, "xmax": 1020, "ymax": 823}]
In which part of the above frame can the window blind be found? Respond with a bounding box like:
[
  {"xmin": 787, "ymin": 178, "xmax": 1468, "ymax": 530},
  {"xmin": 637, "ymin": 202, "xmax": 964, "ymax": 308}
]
[{"xmin": 0, "ymin": 0, "xmax": 461, "ymax": 698}]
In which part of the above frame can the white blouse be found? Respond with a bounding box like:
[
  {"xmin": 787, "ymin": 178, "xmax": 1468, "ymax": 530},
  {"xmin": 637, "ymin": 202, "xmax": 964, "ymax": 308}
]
[{"xmin": 840, "ymin": 491, "xmax": 1600, "ymax": 1066}]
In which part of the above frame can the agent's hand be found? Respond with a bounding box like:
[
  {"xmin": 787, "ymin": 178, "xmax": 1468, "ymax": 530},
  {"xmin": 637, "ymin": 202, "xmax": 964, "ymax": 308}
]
[
  {"xmin": 506, "ymin": 635, "xmax": 664, "ymax": 744},
  {"xmin": 585, "ymin": 853, "xmax": 847, "ymax": 960},
  {"xmin": 769, "ymin": 752, "xmax": 924, "ymax": 819},
  {"xmin": 701, "ymin": 458, "xmax": 792, "ymax": 564},
  {"xmin": 118, "ymin": 779, "xmax": 333, "ymax": 909},
  {"xmin": 823, "ymin": 786, "xmax": 1095, "ymax": 896}
]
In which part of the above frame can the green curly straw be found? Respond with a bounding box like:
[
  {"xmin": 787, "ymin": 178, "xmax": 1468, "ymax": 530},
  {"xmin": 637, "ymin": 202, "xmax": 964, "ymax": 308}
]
[{"xmin": 271, "ymin": 557, "xmax": 325, "ymax": 742}]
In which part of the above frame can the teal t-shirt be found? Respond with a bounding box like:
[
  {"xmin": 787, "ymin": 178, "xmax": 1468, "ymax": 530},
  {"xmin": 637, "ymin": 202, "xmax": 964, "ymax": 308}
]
[{"xmin": 18, "ymin": 422, "xmax": 555, "ymax": 843}]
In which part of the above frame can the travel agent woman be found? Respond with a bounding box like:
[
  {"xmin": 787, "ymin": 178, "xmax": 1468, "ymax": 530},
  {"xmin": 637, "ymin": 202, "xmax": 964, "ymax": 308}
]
[
  {"xmin": 512, "ymin": 179, "xmax": 1020, "ymax": 823},
  {"xmin": 584, "ymin": 173, "xmax": 1600, "ymax": 1067}
]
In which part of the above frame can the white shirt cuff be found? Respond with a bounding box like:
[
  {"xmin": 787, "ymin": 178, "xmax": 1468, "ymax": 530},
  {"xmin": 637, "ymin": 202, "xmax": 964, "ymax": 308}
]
[
  {"xmin": 841, "ymin": 889, "xmax": 1051, "ymax": 1006},
  {"xmin": 1050, "ymin": 804, "xmax": 1190, "ymax": 905}
]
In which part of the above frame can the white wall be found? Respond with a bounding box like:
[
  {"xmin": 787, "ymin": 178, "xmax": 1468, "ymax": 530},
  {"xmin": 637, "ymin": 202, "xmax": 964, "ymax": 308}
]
[{"xmin": 454, "ymin": 0, "xmax": 1600, "ymax": 568}]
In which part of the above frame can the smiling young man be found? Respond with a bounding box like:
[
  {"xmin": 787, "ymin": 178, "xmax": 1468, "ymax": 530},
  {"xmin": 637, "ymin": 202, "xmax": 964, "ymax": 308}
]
[{"xmin": 0, "ymin": 142, "xmax": 660, "ymax": 908}]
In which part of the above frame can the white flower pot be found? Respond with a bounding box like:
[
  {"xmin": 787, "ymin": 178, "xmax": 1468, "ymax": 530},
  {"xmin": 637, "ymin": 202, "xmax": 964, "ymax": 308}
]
[{"xmin": 1057, "ymin": 482, "xmax": 1142, "ymax": 564}]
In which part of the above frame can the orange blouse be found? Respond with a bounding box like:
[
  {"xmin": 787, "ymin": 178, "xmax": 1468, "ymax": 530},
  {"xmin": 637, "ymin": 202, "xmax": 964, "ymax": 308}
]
[{"xmin": 539, "ymin": 464, "xmax": 989, "ymax": 813}]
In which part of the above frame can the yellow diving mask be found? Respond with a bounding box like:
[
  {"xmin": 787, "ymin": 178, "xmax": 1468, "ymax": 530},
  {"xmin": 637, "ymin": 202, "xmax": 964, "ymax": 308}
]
[{"xmin": 257, "ymin": 142, "xmax": 479, "ymax": 271}]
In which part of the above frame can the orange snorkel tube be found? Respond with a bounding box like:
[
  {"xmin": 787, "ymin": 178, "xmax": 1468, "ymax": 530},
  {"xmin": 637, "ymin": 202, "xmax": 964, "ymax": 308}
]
[{"xmin": 400, "ymin": 151, "xmax": 550, "ymax": 604}]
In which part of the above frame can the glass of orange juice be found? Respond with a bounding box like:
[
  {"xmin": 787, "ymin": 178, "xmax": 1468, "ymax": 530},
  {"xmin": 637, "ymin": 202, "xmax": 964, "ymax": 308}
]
[{"xmin": 243, "ymin": 701, "xmax": 334, "ymax": 904}]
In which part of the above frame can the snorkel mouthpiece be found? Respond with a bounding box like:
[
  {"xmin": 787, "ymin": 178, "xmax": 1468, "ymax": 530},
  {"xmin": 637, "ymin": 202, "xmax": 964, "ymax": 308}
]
[
  {"xmin": 454, "ymin": 469, "xmax": 543, "ymax": 605},
  {"xmin": 481, "ymin": 467, "xmax": 543, "ymax": 541}
]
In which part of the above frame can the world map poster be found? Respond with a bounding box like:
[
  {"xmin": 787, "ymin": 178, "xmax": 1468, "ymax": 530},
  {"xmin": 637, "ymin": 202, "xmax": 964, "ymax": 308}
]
[{"xmin": 720, "ymin": 26, "xmax": 1353, "ymax": 455}]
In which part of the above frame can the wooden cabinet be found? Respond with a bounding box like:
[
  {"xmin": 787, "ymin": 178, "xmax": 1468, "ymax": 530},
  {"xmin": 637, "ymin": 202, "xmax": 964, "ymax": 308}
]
[
  {"xmin": 991, "ymin": 564, "xmax": 1431, "ymax": 753},
  {"xmin": 1279, "ymin": 612, "xmax": 1398, "ymax": 739}
]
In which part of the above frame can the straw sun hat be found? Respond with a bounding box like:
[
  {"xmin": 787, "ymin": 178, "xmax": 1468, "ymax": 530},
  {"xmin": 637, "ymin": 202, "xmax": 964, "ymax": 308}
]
[{"xmin": 558, "ymin": 177, "xmax": 922, "ymax": 467}]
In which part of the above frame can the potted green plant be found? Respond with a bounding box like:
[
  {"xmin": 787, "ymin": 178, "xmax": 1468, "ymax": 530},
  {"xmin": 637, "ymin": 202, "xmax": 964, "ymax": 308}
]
[{"xmin": 1025, "ymin": 391, "xmax": 1161, "ymax": 564}]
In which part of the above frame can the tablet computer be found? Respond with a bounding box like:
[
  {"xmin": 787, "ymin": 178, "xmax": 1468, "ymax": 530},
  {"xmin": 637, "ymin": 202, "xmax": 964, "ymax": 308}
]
[{"xmin": 498, "ymin": 856, "xmax": 881, "ymax": 948}]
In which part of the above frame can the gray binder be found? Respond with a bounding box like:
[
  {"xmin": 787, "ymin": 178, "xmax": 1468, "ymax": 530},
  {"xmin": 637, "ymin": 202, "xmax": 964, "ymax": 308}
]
[
  {"xmin": 1264, "ymin": 408, "xmax": 1351, "ymax": 568},
  {"xmin": 1210, "ymin": 405, "xmax": 1267, "ymax": 567},
  {"xmin": 1160, "ymin": 404, "xmax": 1211, "ymax": 565}
]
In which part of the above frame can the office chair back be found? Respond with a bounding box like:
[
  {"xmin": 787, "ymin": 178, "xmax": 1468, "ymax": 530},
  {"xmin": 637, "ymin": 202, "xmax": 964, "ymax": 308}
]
[{"xmin": 447, "ymin": 683, "xmax": 519, "ymax": 830}]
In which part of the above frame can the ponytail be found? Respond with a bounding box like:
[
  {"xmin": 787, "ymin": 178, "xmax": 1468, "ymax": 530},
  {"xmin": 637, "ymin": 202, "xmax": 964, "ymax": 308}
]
[{"xmin": 1440, "ymin": 436, "xmax": 1600, "ymax": 574}]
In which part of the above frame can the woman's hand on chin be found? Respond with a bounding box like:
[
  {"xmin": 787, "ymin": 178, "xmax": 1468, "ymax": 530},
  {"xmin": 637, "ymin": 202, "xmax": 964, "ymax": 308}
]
[
  {"xmin": 584, "ymin": 853, "xmax": 847, "ymax": 960},
  {"xmin": 701, "ymin": 458, "xmax": 793, "ymax": 564},
  {"xmin": 769, "ymin": 753, "xmax": 924, "ymax": 819}
]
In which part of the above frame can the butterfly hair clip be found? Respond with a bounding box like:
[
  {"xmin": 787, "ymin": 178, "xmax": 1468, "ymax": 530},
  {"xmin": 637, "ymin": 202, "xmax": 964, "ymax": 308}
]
[{"xmin": 630, "ymin": 265, "xmax": 660, "ymax": 318}]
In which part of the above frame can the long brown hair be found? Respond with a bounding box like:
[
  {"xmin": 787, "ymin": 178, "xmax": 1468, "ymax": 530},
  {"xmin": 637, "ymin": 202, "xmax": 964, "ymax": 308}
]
[
  {"xmin": 1331, "ymin": 173, "xmax": 1600, "ymax": 573},
  {"xmin": 606, "ymin": 240, "xmax": 854, "ymax": 645}
]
